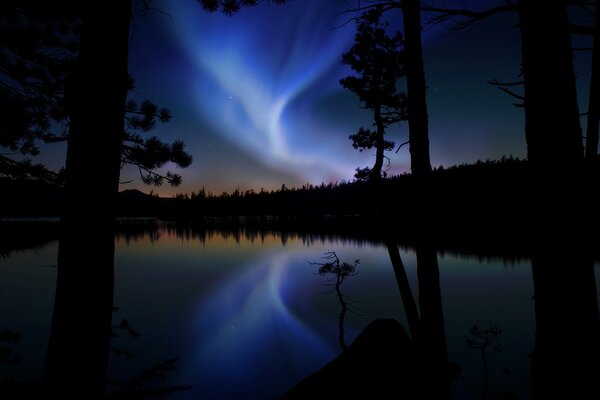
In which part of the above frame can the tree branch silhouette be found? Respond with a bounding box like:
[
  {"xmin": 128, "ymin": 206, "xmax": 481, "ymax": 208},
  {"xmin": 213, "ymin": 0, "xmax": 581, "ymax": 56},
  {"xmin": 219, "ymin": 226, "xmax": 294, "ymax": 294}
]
[{"xmin": 341, "ymin": 9, "xmax": 406, "ymax": 181}]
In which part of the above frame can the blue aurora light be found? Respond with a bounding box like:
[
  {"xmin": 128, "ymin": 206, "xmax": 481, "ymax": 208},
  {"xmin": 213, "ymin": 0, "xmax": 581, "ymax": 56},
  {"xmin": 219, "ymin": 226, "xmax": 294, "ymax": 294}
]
[{"xmin": 166, "ymin": 0, "xmax": 391, "ymax": 186}]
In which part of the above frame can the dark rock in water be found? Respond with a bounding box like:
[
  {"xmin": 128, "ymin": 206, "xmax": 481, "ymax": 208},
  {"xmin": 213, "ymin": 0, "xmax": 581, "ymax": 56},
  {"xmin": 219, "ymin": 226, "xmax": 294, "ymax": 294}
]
[{"xmin": 281, "ymin": 319, "xmax": 418, "ymax": 399}]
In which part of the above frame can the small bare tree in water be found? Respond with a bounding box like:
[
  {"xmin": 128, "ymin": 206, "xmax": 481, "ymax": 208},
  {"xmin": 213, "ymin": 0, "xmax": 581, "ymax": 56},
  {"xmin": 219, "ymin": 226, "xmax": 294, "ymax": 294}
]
[
  {"xmin": 466, "ymin": 321, "xmax": 503, "ymax": 400},
  {"xmin": 312, "ymin": 251, "xmax": 361, "ymax": 351}
]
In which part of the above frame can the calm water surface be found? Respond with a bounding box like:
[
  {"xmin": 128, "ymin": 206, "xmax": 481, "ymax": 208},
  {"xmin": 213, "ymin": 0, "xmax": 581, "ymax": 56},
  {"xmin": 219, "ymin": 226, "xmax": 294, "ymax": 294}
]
[{"xmin": 1, "ymin": 222, "xmax": 598, "ymax": 398}]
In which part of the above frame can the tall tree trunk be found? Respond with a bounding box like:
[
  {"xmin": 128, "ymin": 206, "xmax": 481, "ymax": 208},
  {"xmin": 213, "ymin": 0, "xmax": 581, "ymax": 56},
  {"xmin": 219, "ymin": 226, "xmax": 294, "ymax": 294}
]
[
  {"xmin": 402, "ymin": 0, "xmax": 432, "ymax": 178},
  {"xmin": 585, "ymin": 2, "xmax": 600, "ymax": 160},
  {"xmin": 416, "ymin": 244, "xmax": 450, "ymax": 399},
  {"xmin": 370, "ymin": 104, "xmax": 386, "ymax": 180},
  {"xmin": 518, "ymin": 0, "xmax": 583, "ymax": 168},
  {"xmin": 63, "ymin": 0, "xmax": 131, "ymax": 207},
  {"xmin": 44, "ymin": 0, "xmax": 132, "ymax": 396}
]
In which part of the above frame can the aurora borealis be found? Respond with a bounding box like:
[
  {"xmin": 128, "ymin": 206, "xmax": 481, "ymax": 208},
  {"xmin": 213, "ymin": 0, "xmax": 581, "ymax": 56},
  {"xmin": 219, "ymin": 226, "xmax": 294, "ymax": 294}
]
[{"xmin": 40, "ymin": 0, "xmax": 594, "ymax": 195}]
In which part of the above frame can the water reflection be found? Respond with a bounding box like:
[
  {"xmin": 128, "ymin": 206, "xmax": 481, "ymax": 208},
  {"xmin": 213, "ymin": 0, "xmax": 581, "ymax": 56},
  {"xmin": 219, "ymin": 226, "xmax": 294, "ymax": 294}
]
[
  {"xmin": 414, "ymin": 242, "xmax": 450, "ymax": 398},
  {"xmin": 187, "ymin": 250, "xmax": 336, "ymax": 398},
  {"xmin": 285, "ymin": 238, "xmax": 452, "ymax": 399},
  {"xmin": 312, "ymin": 251, "xmax": 361, "ymax": 351},
  {"xmin": 0, "ymin": 219, "xmax": 599, "ymax": 398},
  {"xmin": 114, "ymin": 218, "xmax": 383, "ymax": 249}
]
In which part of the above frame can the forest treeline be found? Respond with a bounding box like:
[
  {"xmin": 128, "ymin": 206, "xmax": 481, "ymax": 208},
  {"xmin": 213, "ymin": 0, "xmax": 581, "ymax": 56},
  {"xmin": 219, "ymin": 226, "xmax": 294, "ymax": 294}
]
[{"xmin": 3, "ymin": 157, "xmax": 600, "ymax": 223}]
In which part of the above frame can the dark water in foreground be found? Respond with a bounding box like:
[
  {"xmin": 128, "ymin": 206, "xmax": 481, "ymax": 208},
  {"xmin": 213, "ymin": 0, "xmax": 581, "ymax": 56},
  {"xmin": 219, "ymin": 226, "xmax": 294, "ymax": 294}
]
[{"xmin": 1, "ymin": 221, "xmax": 599, "ymax": 399}]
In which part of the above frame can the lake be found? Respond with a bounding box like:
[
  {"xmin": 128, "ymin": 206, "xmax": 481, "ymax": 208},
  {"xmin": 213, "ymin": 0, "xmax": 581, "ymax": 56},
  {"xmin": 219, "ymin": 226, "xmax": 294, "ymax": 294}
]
[{"xmin": 1, "ymin": 220, "xmax": 599, "ymax": 399}]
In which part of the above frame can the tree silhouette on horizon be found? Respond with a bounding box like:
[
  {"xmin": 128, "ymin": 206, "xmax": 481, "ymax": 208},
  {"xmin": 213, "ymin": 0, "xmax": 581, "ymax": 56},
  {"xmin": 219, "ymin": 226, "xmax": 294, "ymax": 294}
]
[
  {"xmin": 344, "ymin": 0, "xmax": 433, "ymax": 178},
  {"xmin": 341, "ymin": 9, "xmax": 407, "ymax": 181}
]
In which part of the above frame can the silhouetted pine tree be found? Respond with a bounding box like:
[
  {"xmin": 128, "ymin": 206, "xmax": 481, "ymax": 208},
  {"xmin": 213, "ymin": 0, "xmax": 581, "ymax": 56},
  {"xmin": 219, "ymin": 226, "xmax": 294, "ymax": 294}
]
[
  {"xmin": 340, "ymin": 10, "xmax": 407, "ymax": 181},
  {"xmin": 344, "ymin": 1, "xmax": 433, "ymax": 178},
  {"xmin": 0, "ymin": 2, "xmax": 192, "ymax": 186}
]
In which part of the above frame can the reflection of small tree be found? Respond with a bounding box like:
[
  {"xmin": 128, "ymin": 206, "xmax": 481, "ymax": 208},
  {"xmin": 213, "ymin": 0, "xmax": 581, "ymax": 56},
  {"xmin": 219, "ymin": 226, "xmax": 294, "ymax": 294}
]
[
  {"xmin": 466, "ymin": 321, "xmax": 502, "ymax": 400},
  {"xmin": 111, "ymin": 316, "xmax": 141, "ymax": 359},
  {"xmin": 312, "ymin": 252, "xmax": 361, "ymax": 351}
]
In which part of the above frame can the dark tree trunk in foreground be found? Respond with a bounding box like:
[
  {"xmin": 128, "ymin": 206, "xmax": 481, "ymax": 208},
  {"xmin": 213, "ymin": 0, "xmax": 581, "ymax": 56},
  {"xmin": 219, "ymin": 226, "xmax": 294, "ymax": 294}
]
[
  {"xmin": 416, "ymin": 244, "xmax": 450, "ymax": 399},
  {"xmin": 518, "ymin": 0, "xmax": 583, "ymax": 168},
  {"xmin": 44, "ymin": 0, "xmax": 132, "ymax": 396},
  {"xmin": 402, "ymin": 0, "xmax": 432, "ymax": 177},
  {"xmin": 586, "ymin": 2, "xmax": 600, "ymax": 160},
  {"xmin": 62, "ymin": 0, "xmax": 131, "ymax": 208}
]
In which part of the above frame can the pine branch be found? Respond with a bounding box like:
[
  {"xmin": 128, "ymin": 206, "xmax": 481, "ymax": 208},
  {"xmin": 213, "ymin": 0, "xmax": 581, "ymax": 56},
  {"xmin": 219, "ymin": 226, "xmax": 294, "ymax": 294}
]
[
  {"xmin": 488, "ymin": 79, "xmax": 524, "ymax": 87},
  {"xmin": 421, "ymin": 2, "xmax": 517, "ymax": 31}
]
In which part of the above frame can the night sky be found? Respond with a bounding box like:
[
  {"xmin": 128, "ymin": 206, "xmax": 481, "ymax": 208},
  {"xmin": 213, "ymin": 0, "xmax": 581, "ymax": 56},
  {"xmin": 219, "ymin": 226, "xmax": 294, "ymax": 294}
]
[{"xmin": 39, "ymin": 0, "xmax": 594, "ymax": 195}]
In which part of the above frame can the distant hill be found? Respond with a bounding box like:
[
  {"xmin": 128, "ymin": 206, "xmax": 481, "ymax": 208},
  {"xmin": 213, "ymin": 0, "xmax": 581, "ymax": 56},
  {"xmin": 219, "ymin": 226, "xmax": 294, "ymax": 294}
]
[
  {"xmin": 116, "ymin": 189, "xmax": 161, "ymax": 217},
  {"xmin": 118, "ymin": 188, "xmax": 151, "ymax": 200}
]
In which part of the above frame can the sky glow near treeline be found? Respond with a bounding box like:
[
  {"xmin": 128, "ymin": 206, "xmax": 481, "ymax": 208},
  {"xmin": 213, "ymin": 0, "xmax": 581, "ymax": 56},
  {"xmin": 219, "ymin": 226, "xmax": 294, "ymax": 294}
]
[{"xmin": 109, "ymin": 0, "xmax": 590, "ymax": 195}]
